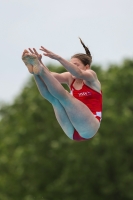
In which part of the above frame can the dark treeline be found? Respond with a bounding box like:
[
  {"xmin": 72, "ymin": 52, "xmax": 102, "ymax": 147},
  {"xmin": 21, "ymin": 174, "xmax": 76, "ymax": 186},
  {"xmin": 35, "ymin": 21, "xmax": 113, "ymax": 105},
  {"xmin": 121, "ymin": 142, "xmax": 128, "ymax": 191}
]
[{"xmin": 0, "ymin": 59, "xmax": 133, "ymax": 200}]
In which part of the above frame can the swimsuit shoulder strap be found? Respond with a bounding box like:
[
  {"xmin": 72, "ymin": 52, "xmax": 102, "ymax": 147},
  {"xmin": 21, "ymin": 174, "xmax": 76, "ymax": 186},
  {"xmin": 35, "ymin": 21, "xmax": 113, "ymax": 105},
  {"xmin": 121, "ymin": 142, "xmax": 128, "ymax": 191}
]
[{"xmin": 70, "ymin": 79, "xmax": 75, "ymax": 88}]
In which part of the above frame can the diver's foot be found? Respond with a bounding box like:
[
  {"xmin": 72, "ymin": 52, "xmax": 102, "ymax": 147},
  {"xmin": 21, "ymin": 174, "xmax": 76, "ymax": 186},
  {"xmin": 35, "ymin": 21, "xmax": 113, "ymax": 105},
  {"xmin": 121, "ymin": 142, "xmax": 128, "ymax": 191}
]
[
  {"xmin": 22, "ymin": 50, "xmax": 43, "ymax": 75},
  {"xmin": 26, "ymin": 54, "xmax": 43, "ymax": 75},
  {"xmin": 22, "ymin": 50, "xmax": 34, "ymax": 74}
]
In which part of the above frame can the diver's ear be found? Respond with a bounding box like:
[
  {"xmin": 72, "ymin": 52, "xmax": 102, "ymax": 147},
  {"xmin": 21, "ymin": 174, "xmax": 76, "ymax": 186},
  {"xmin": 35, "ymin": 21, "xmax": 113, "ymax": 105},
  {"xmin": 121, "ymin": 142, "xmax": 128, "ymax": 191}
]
[{"xmin": 85, "ymin": 64, "xmax": 90, "ymax": 70}]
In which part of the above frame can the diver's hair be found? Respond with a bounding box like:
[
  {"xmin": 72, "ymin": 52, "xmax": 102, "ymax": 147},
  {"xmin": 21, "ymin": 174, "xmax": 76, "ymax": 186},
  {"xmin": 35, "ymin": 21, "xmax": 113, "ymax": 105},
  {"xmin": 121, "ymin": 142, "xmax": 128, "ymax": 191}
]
[
  {"xmin": 79, "ymin": 37, "xmax": 92, "ymax": 58},
  {"xmin": 71, "ymin": 38, "xmax": 92, "ymax": 66}
]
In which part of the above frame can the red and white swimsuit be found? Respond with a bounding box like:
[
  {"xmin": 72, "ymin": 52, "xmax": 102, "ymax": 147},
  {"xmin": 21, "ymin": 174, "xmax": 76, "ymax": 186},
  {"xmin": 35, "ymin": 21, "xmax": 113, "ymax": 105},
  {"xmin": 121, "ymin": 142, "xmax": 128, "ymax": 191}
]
[{"xmin": 70, "ymin": 79, "xmax": 102, "ymax": 141}]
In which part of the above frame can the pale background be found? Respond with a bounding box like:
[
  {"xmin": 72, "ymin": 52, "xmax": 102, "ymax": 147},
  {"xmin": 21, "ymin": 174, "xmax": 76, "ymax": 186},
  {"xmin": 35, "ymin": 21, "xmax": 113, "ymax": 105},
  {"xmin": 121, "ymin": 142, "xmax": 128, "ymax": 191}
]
[{"xmin": 0, "ymin": 0, "xmax": 133, "ymax": 103}]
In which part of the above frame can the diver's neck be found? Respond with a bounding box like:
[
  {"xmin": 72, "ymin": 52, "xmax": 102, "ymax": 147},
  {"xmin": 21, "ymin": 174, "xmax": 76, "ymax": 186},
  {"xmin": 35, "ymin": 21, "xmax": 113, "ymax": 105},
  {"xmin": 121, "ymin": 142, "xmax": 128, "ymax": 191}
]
[{"xmin": 75, "ymin": 78, "xmax": 83, "ymax": 83}]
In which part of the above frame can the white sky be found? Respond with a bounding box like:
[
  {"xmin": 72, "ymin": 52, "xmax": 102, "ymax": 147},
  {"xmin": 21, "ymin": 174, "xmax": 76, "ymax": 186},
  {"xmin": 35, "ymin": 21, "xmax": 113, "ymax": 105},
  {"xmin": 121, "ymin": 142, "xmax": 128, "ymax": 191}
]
[{"xmin": 0, "ymin": 0, "xmax": 133, "ymax": 103}]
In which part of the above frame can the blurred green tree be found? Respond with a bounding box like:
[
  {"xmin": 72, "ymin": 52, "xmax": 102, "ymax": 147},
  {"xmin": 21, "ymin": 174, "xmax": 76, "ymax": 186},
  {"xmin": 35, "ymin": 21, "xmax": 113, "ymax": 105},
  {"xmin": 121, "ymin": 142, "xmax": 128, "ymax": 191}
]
[{"xmin": 0, "ymin": 60, "xmax": 133, "ymax": 200}]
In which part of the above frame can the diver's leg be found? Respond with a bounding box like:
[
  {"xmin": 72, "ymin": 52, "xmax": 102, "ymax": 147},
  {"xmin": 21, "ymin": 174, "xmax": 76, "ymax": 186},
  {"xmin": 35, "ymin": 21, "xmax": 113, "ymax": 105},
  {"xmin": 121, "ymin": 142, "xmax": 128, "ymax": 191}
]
[
  {"xmin": 34, "ymin": 75, "xmax": 74, "ymax": 139},
  {"xmin": 22, "ymin": 51, "xmax": 74, "ymax": 139}
]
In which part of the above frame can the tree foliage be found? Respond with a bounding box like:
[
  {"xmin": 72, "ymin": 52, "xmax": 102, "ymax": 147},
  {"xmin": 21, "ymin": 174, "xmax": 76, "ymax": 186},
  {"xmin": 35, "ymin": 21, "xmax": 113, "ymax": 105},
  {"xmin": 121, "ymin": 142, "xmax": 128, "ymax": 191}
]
[{"xmin": 0, "ymin": 61, "xmax": 133, "ymax": 200}]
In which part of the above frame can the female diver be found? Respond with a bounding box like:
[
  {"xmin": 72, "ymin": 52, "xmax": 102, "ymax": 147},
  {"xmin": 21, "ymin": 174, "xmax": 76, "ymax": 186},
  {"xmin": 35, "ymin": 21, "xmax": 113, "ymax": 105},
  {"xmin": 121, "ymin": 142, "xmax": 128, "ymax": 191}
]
[{"xmin": 22, "ymin": 38, "xmax": 102, "ymax": 141}]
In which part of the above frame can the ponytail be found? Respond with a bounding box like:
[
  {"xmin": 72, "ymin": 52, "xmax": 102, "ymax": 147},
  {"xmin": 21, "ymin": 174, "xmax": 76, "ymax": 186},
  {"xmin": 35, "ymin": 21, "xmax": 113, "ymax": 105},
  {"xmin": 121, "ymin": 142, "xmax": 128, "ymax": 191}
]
[
  {"xmin": 79, "ymin": 37, "xmax": 92, "ymax": 58},
  {"xmin": 71, "ymin": 38, "xmax": 92, "ymax": 66}
]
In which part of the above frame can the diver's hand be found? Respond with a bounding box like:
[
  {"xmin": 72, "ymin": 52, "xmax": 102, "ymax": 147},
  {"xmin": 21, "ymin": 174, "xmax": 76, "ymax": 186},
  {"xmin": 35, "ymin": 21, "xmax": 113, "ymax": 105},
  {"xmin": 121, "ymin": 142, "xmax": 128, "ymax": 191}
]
[{"xmin": 40, "ymin": 46, "xmax": 60, "ymax": 60}]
